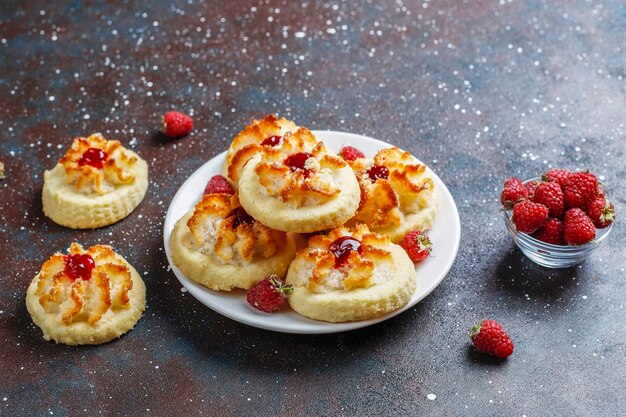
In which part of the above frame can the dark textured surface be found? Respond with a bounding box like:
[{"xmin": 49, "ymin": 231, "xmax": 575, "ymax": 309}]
[{"xmin": 1, "ymin": 1, "xmax": 625, "ymax": 416}]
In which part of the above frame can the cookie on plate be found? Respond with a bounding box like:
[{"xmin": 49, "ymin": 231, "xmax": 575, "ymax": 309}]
[
  {"xmin": 237, "ymin": 128, "xmax": 360, "ymax": 233},
  {"xmin": 169, "ymin": 192, "xmax": 298, "ymax": 291},
  {"xmin": 285, "ymin": 224, "xmax": 417, "ymax": 322},
  {"xmin": 26, "ymin": 243, "xmax": 146, "ymax": 345},
  {"xmin": 346, "ymin": 147, "xmax": 439, "ymax": 242},
  {"xmin": 42, "ymin": 133, "xmax": 149, "ymax": 229},
  {"xmin": 224, "ymin": 114, "xmax": 298, "ymax": 184}
]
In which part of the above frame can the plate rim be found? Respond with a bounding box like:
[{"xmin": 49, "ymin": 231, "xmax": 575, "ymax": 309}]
[{"xmin": 163, "ymin": 130, "xmax": 461, "ymax": 334}]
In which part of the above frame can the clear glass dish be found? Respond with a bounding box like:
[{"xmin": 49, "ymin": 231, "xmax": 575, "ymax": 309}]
[{"xmin": 502, "ymin": 178, "xmax": 613, "ymax": 268}]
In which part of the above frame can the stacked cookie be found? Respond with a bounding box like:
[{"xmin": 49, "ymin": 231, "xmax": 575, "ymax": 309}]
[{"xmin": 169, "ymin": 115, "xmax": 440, "ymax": 322}]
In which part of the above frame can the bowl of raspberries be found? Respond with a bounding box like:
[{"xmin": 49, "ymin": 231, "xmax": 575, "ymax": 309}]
[{"xmin": 501, "ymin": 169, "xmax": 615, "ymax": 268}]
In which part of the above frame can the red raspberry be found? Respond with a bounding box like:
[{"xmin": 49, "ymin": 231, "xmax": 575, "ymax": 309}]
[
  {"xmin": 524, "ymin": 179, "xmax": 540, "ymax": 199},
  {"xmin": 399, "ymin": 230, "xmax": 432, "ymax": 263},
  {"xmin": 162, "ymin": 111, "xmax": 193, "ymax": 138},
  {"xmin": 564, "ymin": 208, "xmax": 596, "ymax": 245},
  {"xmin": 500, "ymin": 178, "xmax": 528, "ymax": 209},
  {"xmin": 338, "ymin": 146, "xmax": 365, "ymax": 161},
  {"xmin": 531, "ymin": 181, "xmax": 564, "ymax": 218},
  {"xmin": 246, "ymin": 275, "xmax": 294, "ymax": 313},
  {"xmin": 586, "ymin": 196, "xmax": 615, "ymax": 229},
  {"xmin": 203, "ymin": 175, "xmax": 234, "ymax": 195},
  {"xmin": 532, "ymin": 218, "xmax": 565, "ymax": 245},
  {"xmin": 470, "ymin": 319, "xmax": 514, "ymax": 358},
  {"xmin": 563, "ymin": 171, "xmax": 599, "ymax": 209},
  {"xmin": 543, "ymin": 168, "xmax": 571, "ymax": 190},
  {"xmin": 512, "ymin": 200, "xmax": 548, "ymax": 234}
]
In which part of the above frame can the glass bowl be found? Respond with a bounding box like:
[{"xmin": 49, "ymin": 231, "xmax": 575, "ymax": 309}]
[{"xmin": 503, "ymin": 178, "xmax": 613, "ymax": 268}]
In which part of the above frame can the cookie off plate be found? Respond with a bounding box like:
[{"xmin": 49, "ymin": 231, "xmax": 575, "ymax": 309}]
[{"xmin": 163, "ymin": 131, "xmax": 461, "ymax": 334}]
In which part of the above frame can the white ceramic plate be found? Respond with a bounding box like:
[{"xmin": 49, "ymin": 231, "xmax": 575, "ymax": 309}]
[{"xmin": 163, "ymin": 131, "xmax": 461, "ymax": 334}]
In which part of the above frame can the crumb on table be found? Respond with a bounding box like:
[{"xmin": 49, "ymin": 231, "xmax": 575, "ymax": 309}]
[{"xmin": 0, "ymin": 161, "xmax": 4, "ymax": 180}]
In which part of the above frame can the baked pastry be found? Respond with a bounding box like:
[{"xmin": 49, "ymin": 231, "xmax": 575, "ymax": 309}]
[
  {"xmin": 347, "ymin": 147, "xmax": 439, "ymax": 242},
  {"xmin": 26, "ymin": 243, "xmax": 146, "ymax": 345},
  {"xmin": 286, "ymin": 224, "xmax": 417, "ymax": 322},
  {"xmin": 42, "ymin": 133, "xmax": 149, "ymax": 229},
  {"xmin": 224, "ymin": 114, "xmax": 298, "ymax": 184},
  {"xmin": 237, "ymin": 128, "xmax": 360, "ymax": 233},
  {"xmin": 169, "ymin": 192, "xmax": 297, "ymax": 291}
]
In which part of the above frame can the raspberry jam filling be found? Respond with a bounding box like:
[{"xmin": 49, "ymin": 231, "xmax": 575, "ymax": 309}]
[
  {"xmin": 261, "ymin": 135, "xmax": 282, "ymax": 147},
  {"xmin": 78, "ymin": 147, "xmax": 108, "ymax": 169},
  {"xmin": 231, "ymin": 207, "xmax": 255, "ymax": 229},
  {"xmin": 329, "ymin": 236, "xmax": 362, "ymax": 268},
  {"xmin": 367, "ymin": 165, "xmax": 389, "ymax": 182},
  {"xmin": 64, "ymin": 254, "xmax": 96, "ymax": 281},
  {"xmin": 283, "ymin": 152, "xmax": 313, "ymax": 176}
]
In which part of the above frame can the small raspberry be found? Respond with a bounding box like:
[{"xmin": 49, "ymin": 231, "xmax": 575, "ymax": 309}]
[
  {"xmin": 524, "ymin": 179, "xmax": 540, "ymax": 199},
  {"xmin": 338, "ymin": 146, "xmax": 365, "ymax": 161},
  {"xmin": 399, "ymin": 230, "xmax": 432, "ymax": 263},
  {"xmin": 586, "ymin": 196, "xmax": 615, "ymax": 229},
  {"xmin": 532, "ymin": 217, "xmax": 565, "ymax": 245},
  {"xmin": 162, "ymin": 111, "xmax": 193, "ymax": 138},
  {"xmin": 470, "ymin": 319, "xmax": 514, "ymax": 358},
  {"xmin": 204, "ymin": 175, "xmax": 234, "ymax": 195},
  {"xmin": 531, "ymin": 181, "xmax": 564, "ymax": 218},
  {"xmin": 500, "ymin": 178, "xmax": 528, "ymax": 209},
  {"xmin": 246, "ymin": 275, "xmax": 294, "ymax": 313},
  {"xmin": 543, "ymin": 168, "xmax": 571, "ymax": 190},
  {"xmin": 564, "ymin": 208, "xmax": 596, "ymax": 245},
  {"xmin": 512, "ymin": 200, "xmax": 548, "ymax": 234},
  {"xmin": 563, "ymin": 171, "xmax": 599, "ymax": 209}
]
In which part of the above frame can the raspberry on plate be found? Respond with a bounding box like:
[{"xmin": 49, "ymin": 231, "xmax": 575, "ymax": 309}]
[
  {"xmin": 512, "ymin": 200, "xmax": 548, "ymax": 234},
  {"xmin": 563, "ymin": 171, "xmax": 599, "ymax": 209},
  {"xmin": 338, "ymin": 146, "xmax": 365, "ymax": 161},
  {"xmin": 586, "ymin": 196, "xmax": 615, "ymax": 229},
  {"xmin": 246, "ymin": 275, "xmax": 294, "ymax": 313},
  {"xmin": 532, "ymin": 217, "xmax": 565, "ymax": 245},
  {"xmin": 470, "ymin": 319, "xmax": 514, "ymax": 358},
  {"xmin": 204, "ymin": 174, "xmax": 235, "ymax": 195},
  {"xmin": 531, "ymin": 181, "xmax": 564, "ymax": 219},
  {"xmin": 543, "ymin": 168, "xmax": 571, "ymax": 190},
  {"xmin": 564, "ymin": 208, "xmax": 596, "ymax": 245},
  {"xmin": 162, "ymin": 111, "xmax": 193, "ymax": 138},
  {"xmin": 500, "ymin": 177, "xmax": 528, "ymax": 209},
  {"xmin": 399, "ymin": 230, "xmax": 432, "ymax": 263}
]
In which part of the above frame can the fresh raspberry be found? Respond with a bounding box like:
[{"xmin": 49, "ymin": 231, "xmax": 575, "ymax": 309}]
[
  {"xmin": 338, "ymin": 146, "xmax": 365, "ymax": 161},
  {"xmin": 586, "ymin": 196, "xmax": 615, "ymax": 229},
  {"xmin": 162, "ymin": 111, "xmax": 193, "ymax": 138},
  {"xmin": 563, "ymin": 171, "xmax": 599, "ymax": 209},
  {"xmin": 203, "ymin": 175, "xmax": 234, "ymax": 195},
  {"xmin": 399, "ymin": 230, "xmax": 432, "ymax": 263},
  {"xmin": 531, "ymin": 181, "xmax": 564, "ymax": 218},
  {"xmin": 543, "ymin": 168, "xmax": 571, "ymax": 190},
  {"xmin": 512, "ymin": 200, "xmax": 548, "ymax": 234},
  {"xmin": 532, "ymin": 218, "xmax": 565, "ymax": 245},
  {"xmin": 524, "ymin": 179, "xmax": 540, "ymax": 199},
  {"xmin": 500, "ymin": 178, "xmax": 528, "ymax": 209},
  {"xmin": 470, "ymin": 319, "xmax": 514, "ymax": 358},
  {"xmin": 246, "ymin": 275, "xmax": 294, "ymax": 313},
  {"xmin": 564, "ymin": 208, "xmax": 596, "ymax": 245}
]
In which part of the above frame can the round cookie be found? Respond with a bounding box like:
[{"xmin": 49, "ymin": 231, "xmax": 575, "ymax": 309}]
[
  {"xmin": 42, "ymin": 133, "xmax": 149, "ymax": 229},
  {"xmin": 238, "ymin": 128, "xmax": 360, "ymax": 233},
  {"xmin": 286, "ymin": 224, "xmax": 417, "ymax": 322},
  {"xmin": 346, "ymin": 147, "xmax": 439, "ymax": 242},
  {"xmin": 26, "ymin": 243, "xmax": 146, "ymax": 345},
  {"xmin": 169, "ymin": 192, "xmax": 298, "ymax": 291},
  {"xmin": 224, "ymin": 114, "xmax": 298, "ymax": 184}
]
